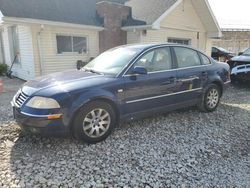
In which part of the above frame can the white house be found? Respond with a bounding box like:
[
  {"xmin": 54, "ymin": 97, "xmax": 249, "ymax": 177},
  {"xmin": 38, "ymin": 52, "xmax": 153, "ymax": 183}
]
[
  {"xmin": 124, "ymin": 0, "xmax": 221, "ymax": 55},
  {"xmin": 0, "ymin": 0, "xmax": 103, "ymax": 80},
  {"xmin": 0, "ymin": 0, "xmax": 221, "ymax": 80}
]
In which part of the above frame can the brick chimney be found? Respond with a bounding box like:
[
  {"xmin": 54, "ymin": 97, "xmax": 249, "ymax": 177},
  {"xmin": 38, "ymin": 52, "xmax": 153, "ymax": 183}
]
[{"xmin": 96, "ymin": 1, "xmax": 131, "ymax": 52}]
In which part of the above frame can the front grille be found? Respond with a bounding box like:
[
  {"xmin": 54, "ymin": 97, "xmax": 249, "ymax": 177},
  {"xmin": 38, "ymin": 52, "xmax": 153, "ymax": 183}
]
[{"xmin": 15, "ymin": 91, "xmax": 29, "ymax": 107}]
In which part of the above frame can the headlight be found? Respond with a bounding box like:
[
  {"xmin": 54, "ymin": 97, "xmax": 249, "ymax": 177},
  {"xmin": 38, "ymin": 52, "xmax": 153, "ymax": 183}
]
[{"xmin": 26, "ymin": 97, "xmax": 60, "ymax": 109}]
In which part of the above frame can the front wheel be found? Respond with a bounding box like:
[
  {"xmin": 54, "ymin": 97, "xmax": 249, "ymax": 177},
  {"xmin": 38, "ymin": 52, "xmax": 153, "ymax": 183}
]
[
  {"xmin": 73, "ymin": 101, "xmax": 116, "ymax": 143},
  {"xmin": 198, "ymin": 84, "xmax": 221, "ymax": 112}
]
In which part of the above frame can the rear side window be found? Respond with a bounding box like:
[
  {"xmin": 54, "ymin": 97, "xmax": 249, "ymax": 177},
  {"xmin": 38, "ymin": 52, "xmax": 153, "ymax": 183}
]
[
  {"xmin": 200, "ymin": 53, "xmax": 211, "ymax": 65},
  {"xmin": 173, "ymin": 47, "xmax": 201, "ymax": 68}
]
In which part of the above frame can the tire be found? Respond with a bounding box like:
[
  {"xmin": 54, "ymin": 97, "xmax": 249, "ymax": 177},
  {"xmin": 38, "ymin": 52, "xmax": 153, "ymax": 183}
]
[
  {"xmin": 198, "ymin": 84, "xmax": 221, "ymax": 112},
  {"xmin": 73, "ymin": 101, "xmax": 116, "ymax": 144}
]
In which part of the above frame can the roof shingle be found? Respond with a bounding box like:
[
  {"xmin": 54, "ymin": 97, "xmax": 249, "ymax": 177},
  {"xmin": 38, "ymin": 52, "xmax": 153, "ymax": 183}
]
[
  {"xmin": 0, "ymin": 0, "xmax": 177, "ymax": 27},
  {"xmin": 125, "ymin": 0, "xmax": 177, "ymax": 25},
  {"xmin": 0, "ymin": 0, "xmax": 101, "ymax": 26}
]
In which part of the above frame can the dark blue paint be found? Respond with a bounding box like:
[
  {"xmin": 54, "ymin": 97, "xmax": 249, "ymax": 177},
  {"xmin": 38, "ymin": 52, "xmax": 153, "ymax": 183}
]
[{"xmin": 12, "ymin": 44, "xmax": 230, "ymax": 136}]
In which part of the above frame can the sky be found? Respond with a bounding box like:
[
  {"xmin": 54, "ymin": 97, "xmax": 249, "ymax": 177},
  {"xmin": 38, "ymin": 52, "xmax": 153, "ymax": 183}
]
[{"xmin": 208, "ymin": 0, "xmax": 250, "ymax": 29}]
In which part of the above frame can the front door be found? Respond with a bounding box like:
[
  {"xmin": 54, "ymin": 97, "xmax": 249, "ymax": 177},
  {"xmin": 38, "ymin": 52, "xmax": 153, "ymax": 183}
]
[{"xmin": 122, "ymin": 47, "xmax": 177, "ymax": 116}]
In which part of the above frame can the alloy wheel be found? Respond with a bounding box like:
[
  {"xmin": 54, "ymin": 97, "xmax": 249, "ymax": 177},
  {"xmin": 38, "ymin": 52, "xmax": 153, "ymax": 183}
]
[
  {"xmin": 206, "ymin": 88, "xmax": 219, "ymax": 109},
  {"xmin": 82, "ymin": 108, "xmax": 111, "ymax": 138}
]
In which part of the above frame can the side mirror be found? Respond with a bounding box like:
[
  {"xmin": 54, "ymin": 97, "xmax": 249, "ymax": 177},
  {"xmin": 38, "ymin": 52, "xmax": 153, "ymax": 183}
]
[
  {"xmin": 132, "ymin": 66, "xmax": 148, "ymax": 75},
  {"xmin": 238, "ymin": 52, "xmax": 243, "ymax": 56}
]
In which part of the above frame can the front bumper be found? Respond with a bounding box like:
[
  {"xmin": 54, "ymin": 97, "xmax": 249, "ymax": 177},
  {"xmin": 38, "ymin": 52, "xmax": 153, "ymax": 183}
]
[
  {"xmin": 231, "ymin": 64, "xmax": 250, "ymax": 81},
  {"xmin": 231, "ymin": 73, "xmax": 250, "ymax": 81},
  {"xmin": 12, "ymin": 103, "xmax": 70, "ymax": 136}
]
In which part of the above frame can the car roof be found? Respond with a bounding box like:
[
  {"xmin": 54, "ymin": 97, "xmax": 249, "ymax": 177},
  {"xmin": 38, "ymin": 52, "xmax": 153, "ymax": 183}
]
[
  {"xmin": 117, "ymin": 43, "xmax": 206, "ymax": 55},
  {"xmin": 119, "ymin": 43, "xmax": 190, "ymax": 49}
]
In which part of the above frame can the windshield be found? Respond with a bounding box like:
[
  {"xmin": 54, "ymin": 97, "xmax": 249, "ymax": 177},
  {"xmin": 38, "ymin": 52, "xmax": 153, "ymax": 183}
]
[
  {"xmin": 243, "ymin": 48, "xmax": 250, "ymax": 55},
  {"xmin": 84, "ymin": 47, "xmax": 141, "ymax": 75}
]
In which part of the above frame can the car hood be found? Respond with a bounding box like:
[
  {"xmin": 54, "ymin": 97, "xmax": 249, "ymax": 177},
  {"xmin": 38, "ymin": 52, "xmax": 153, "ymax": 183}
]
[
  {"xmin": 22, "ymin": 70, "xmax": 105, "ymax": 96},
  {"xmin": 230, "ymin": 55, "xmax": 250, "ymax": 62}
]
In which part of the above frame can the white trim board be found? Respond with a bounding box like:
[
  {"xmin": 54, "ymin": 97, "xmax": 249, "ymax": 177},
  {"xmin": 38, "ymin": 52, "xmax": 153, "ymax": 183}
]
[{"xmin": 2, "ymin": 17, "xmax": 104, "ymax": 31}]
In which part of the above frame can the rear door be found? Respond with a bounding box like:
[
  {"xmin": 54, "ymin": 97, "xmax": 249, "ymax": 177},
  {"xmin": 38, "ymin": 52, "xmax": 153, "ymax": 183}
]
[
  {"xmin": 122, "ymin": 47, "xmax": 177, "ymax": 115},
  {"xmin": 172, "ymin": 46, "xmax": 208, "ymax": 103}
]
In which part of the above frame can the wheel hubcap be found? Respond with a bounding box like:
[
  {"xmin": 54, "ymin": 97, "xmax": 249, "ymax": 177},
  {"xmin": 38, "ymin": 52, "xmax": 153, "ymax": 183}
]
[
  {"xmin": 207, "ymin": 88, "xmax": 219, "ymax": 109},
  {"xmin": 83, "ymin": 108, "xmax": 111, "ymax": 138}
]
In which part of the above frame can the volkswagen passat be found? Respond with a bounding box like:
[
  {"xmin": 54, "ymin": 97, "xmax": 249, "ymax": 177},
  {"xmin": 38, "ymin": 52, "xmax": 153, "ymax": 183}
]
[{"xmin": 12, "ymin": 44, "xmax": 231, "ymax": 143}]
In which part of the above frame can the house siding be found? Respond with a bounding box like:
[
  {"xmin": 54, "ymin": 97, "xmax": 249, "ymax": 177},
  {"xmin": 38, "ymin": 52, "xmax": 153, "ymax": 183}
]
[
  {"xmin": 127, "ymin": 31, "xmax": 141, "ymax": 44},
  {"xmin": 160, "ymin": 0, "xmax": 209, "ymax": 54},
  {"xmin": 2, "ymin": 26, "xmax": 11, "ymax": 66},
  {"xmin": 160, "ymin": 0, "xmax": 206, "ymax": 33},
  {"xmin": 127, "ymin": 0, "xmax": 212, "ymax": 56},
  {"xmin": 2, "ymin": 25, "xmax": 35, "ymax": 80},
  {"xmin": 141, "ymin": 29, "xmax": 207, "ymax": 53},
  {"xmin": 18, "ymin": 26, "xmax": 35, "ymax": 80},
  {"xmin": 31, "ymin": 25, "xmax": 99, "ymax": 76}
]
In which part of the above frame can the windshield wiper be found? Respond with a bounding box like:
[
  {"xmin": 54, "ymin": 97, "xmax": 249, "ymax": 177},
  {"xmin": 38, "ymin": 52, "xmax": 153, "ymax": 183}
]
[{"xmin": 82, "ymin": 68, "xmax": 104, "ymax": 75}]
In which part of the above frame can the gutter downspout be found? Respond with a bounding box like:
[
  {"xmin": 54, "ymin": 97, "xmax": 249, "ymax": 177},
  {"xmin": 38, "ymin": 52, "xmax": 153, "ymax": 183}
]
[{"xmin": 37, "ymin": 25, "xmax": 44, "ymax": 76}]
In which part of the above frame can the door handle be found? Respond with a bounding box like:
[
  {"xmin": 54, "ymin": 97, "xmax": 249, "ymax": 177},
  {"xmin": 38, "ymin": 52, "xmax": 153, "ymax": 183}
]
[
  {"xmin": 202, "ymin": 71, "xmax": 208, "ymax": 76},
  {"xmin": 162, "ymin": 77, "xmax": 176, "ymax": 85}
]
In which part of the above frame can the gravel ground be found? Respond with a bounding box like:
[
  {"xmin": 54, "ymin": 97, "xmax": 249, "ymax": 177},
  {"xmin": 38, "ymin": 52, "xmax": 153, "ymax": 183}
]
[
  {"xmin": 0, "ymin": 76, "xmax": 249, "ymax": 187},
  {"xmin": 0, "ymin": 77, "xmax": 24, "ymax": 123}
]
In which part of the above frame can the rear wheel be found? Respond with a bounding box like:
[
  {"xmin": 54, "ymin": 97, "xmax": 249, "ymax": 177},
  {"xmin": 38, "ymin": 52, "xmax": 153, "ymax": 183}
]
[
  {"xmin": 73, "ymin": 101, "xmax": 116, "ymax": 143},
  {"xmin": 198, "ymin": 84, "xmax": 221, "ymax": 112}
]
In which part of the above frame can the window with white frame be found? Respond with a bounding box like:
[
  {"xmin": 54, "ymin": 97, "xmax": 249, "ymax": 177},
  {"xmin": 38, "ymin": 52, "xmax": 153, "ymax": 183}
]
[
  {"xmin": 168, "ymin": 38, "xmax": 191, "ymax": 45},
  {"xmin": 56, "ymin": 35, "xmax": 87, "ymax": 54}
]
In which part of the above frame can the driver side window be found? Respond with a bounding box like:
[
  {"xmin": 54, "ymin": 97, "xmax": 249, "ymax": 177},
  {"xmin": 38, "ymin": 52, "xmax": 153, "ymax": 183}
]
[{"xmin": 133, "ymin": 47, "xmax": 172, "ymax": 73}]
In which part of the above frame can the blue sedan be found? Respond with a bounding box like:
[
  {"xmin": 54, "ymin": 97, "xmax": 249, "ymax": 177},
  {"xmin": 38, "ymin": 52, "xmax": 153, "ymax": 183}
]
[{"xmin": 12, "ymin": 44, "xmax": 231, "ymax": 143}]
